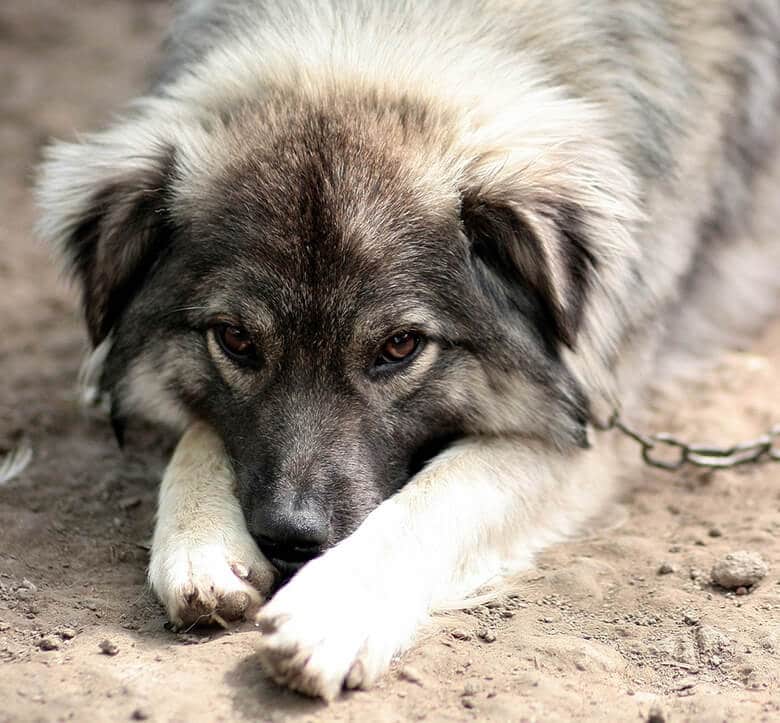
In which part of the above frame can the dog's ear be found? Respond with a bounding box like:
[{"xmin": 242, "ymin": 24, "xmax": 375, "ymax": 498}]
[
  {"xmin": 37, "ymin": 136, "xmax": 176, "ymax": 345},
  {"xmin": 461, "ymin": 193, "xmax": 595, "ymax": 351}
]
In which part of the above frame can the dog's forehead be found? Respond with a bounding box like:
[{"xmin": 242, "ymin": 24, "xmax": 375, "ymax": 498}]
[
  {"xmin": 176, "ymin": 111, "xmax": 466, "ymax": 307},
  {"xmin": 178, "ymin": 93, "xmax": 463, "ymax": 257}
]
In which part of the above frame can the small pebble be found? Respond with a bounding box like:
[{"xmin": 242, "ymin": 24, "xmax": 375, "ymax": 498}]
[
  {"xmin": 735, "ymin": 586, "xmax": 749, "ymax": 596},
  {"xmin": 657, "ymin": 562, "xmax": 677, "ymax": 575},
  {"xmin": 683, "ymin": 611, "xmax": 700, "ymax": 626},
  {"xmin": 462, "ymin": 698, "xmax": 475, "ymax": 709},
  {"xmin": 450, "ymin": 629, "xmax": 471, "ymax": 641},
  {"xmin": 477, "ymin": 628, "xmax": 496, "ymax": 643},
  {"xmin": 131, "ymin": 707, "xmax": 150, "ymax": 720},
  {"xmin": 708, "ymin": 527, "xmax": 723, "ymax": 538},
  {"xmin": 711, "ymin": 551, "xmax": 768, "ymax": 589},
  {"xmin": 59, "ymin": 628, "xmax": 77, "ymax": 640},
  {"xmin": 695, "ymin": 625, "xmax": 729, "ymax": 655},
  {"xmin": 99, "ymin": 639, "xmax": 119, "ymax": 656},
  {"xmin": 37, "ymin": 637, "xmax": 59, "ymax": 651}
]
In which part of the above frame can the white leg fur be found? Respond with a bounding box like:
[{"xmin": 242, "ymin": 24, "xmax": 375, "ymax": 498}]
[
  {"xmin": 148, "ymin": 422, "xmax": 276, "ymax": 628},
  {"xmin": 255, "ymin": 435, "xmax": 616, "ymax": 700}
]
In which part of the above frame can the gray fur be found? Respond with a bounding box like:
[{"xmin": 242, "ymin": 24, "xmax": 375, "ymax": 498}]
[{"xmin": 36, "ymin": 0, "xmax": 780, "ymax": 567}]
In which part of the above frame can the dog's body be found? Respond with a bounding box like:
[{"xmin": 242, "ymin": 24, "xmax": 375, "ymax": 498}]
[{"xmin": 37, "ymin": 0, "xmax": 780, "ymax": 699}]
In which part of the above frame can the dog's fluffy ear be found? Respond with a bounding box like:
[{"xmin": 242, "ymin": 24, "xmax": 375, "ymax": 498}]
[
  {"xmin": 36, "ymin": 132, "xmax": 176, "ymax": 345},
  {"xmin": 460, "ymin": 132, "xmax": 640, "ymax": 351},
  {"xmin": 462, "ymin": 193, "xmax": 594, "ymax": 350}
]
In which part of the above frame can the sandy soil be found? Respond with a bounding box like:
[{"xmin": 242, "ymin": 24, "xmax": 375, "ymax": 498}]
[{"xmin": 1, "ymin": 2, "xmax": 779, "ymax": 721}]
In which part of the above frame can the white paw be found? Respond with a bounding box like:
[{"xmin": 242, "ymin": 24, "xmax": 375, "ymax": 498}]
[
  {"xmin": 149, "ymin": 538, "xmax": 276, "ymax": 629},
  {"xmin": 254, "ymin": 554, "xmax": 421, "ymax": 700}
]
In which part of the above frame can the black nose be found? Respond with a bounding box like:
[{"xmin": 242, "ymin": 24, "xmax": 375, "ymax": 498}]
[{"xmin": 250, "ymin": 504, "xmax": 329, "ymax": 577}]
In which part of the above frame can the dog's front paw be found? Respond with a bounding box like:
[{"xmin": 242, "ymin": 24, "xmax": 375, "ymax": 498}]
[
  {"xmin": 254, "ymin": 556, "xmax": 419, "ymax": 700},
  {"xmin": 149, "ymin": 541, "xmax": 276, "ymax": 629}
]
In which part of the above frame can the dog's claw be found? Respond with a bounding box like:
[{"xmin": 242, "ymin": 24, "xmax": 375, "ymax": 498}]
[{"xmin": 149, "ymin": 545, "xmax": 275, "ymax": 629}]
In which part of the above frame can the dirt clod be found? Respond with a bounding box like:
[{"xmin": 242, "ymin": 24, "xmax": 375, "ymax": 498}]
[
  {"xmin": 99, "ymin": 639, "xmax": 119, "ymax": 656},
  {"xmin": 37, "ymin": 637, "xmax": 59, "ymax": 651},
  {"xmin": 711, "ymin": 551, "xmax": 768, "ymax": 589},
  {"xmin": 695, "ymin": 625, "xmax": 729, "ymax": 656},
  {"xmin": 477, "ymin": 628, "xmax": 496, "ymax": 643}
]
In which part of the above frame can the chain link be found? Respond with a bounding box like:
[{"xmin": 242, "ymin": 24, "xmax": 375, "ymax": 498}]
[{"xmin": 592, "ymin": 412, "xmax": 780, "ymax": 471}]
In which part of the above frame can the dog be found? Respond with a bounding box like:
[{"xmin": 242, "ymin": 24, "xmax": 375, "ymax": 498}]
[{"xmin": 36, "ymin": 0, "xmax": 780, "ymax": 700}]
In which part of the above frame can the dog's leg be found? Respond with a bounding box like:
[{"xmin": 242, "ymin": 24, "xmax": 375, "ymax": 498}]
[
  {"xmin": 148, "ymin": 422, "xmax": 276, "ymax": 628},
  {"xmin": 255, "ymin": 436, "xmax": 614, "ymax": 699}
]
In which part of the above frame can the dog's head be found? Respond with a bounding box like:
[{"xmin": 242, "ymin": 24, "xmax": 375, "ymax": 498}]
[{"xmin": 37, "ymin": 87, "xmax": 636, "ymax": 573}]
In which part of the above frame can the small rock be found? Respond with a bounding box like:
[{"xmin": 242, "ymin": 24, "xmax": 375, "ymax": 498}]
[
  {"xmin": 657, "ymin": 562, "xmax": 677, "ymax": 575},
  {"xmin": 735, "ymin": 586, "xmax": 749, "ymax": 596},
  {"xmin": 759, "ymin": 632, "xmax": 779, "ymax": 652},
  {"xmin": 20, "ymin": 579, "xmax": 37, "ymax": 592},
  {"xmin": 683, "ymin": 610, "xmax": 700, "ymax": 626},
  {"xmin": 708, "ymin": 527, "xmax": 723, "ymax": 538},
  {"xmin": 38, "ymin": 637, "xmax": 59, "ymax": 651},
  {"xmin": 398, "ymin": 666, "xmax": 424, "ymax": 686},
  {"xmin": 695, "ymin": 625, "xmax": 729, "ymax": 656},
  {"xmin": 99, "ymin": 639, "xmax": 119, "ymax": 656},
  {"xmin": 711, "ymin": 551, "xmax": 768, "ymax": 589},
  {"xmin": 59, "ymin": 628, "xmax": 77, "ymax": 640},
  {"xmin": 477, "ymin": 628, "xmax": 496, "ymax": 643},
  {"xmin": 0, "ymin": 621, "xmax": 10, "ymax": 632},
  {"xmin": 450, "ymin": 629, "xmax": 471, "ymax": 641},
  {"xmin": 131, "ymin": 707, "xmax": 150, "ymax": 720},
  {"xmin": 462, "ymin": 698, "xmax": 475, "ymax": 709}
]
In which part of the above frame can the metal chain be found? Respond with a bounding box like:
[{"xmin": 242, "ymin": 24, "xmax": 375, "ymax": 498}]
[{"xmin": 592, "ymin": 412, "xmax": 780, "ymax": 471}]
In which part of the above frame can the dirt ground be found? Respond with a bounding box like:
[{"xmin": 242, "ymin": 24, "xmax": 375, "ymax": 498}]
[{"xmin": 1, "ymin": 1, "xmax": 779, "ymax": 721}]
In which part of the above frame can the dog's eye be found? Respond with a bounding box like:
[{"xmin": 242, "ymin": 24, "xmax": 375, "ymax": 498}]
[
  {"xmin": 214, "ymin": 324, "xmax": 258, "ymax": 365},
  {"xmin": 375, "ymin": 332, "xmax": 422, "ymax": 368}
]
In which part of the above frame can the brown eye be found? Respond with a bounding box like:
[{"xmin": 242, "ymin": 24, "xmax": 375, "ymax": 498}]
[
  {"xmin": 215, "ymin": 324, "xmax": 258, "ymax": 365},
  {"xmin": 376, "ymin": 331, "xmax": 422, "ymax": 367}
]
